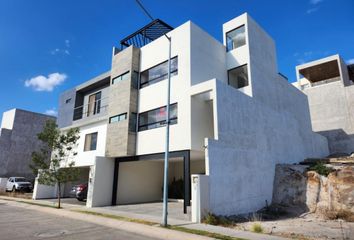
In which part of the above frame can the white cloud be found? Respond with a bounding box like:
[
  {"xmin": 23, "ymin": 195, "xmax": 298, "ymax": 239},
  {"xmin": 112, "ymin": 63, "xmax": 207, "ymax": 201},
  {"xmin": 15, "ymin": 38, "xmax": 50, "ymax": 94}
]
[
  {"xmin": 50, "ymin": 40, "xmax": 71, "ymax": 55},
  {"xmin": 24, "ymin": 73, "xmax": 67, "ymax": 92},
  {"xmin": 347, "ymin": 58, "xmax": 354, "ymax": 65},
  {"xmin": 310, "ymin": 0, "xmax": 323, "ymax": 5},
  {"xmin": 45, "ymin": 108, "xmax": 58, "ymax": 116}
]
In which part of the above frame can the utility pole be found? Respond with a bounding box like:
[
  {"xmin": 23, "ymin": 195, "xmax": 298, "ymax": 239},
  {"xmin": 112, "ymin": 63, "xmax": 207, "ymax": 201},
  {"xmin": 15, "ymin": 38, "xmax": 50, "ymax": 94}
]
[{"xmin": 135, "ymin": 0, "xmax": 171, "ymax": 227}]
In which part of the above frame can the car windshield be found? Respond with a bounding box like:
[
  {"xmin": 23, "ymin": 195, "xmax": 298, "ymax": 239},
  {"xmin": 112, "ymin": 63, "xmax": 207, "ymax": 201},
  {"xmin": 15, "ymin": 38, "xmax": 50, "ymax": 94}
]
[{"xmin": 15, "ymin": 178, "xmax": 27, "ymax": 182}]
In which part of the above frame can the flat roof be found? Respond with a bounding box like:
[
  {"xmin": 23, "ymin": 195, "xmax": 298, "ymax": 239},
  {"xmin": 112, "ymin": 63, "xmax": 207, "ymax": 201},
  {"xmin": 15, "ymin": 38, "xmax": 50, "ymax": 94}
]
[{"xmin": 299, "ymin": 59, "xmax": 340, "ymax": 83}]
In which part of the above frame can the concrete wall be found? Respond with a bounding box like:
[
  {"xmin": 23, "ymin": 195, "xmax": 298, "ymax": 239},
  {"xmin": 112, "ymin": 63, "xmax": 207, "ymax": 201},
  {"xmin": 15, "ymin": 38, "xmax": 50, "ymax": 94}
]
[
  {"xmin": 87, "ymin": 157, "xmax": 114, "ymax": 207},
  {"xmin": 57, "ymin": 88, "xmax": 76, "ymax": 128},
  {"xmin": 304, "ymin": 81, "xmax": 354, "ymax": 154},
  {"xmin": 106, "ymin": 46, "xmax": 139, "ymax": 157},
  {"xmin": 0, "ymin": 109, "xmax": 55, "ymax": 180},
  {"xmin": 71, "ymin": 120, "xmax": 107, "ymax": 167},
  {"xmin": 204, "ymin": 79, "xmax": 328, "ymax": 216}
]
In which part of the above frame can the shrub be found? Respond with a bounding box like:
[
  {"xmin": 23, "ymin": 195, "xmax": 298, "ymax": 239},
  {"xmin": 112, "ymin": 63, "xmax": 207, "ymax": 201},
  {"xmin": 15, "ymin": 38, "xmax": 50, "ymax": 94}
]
[
  {"xmin": 308, "ymin": 162, "xmax": 334, "ymax": 176},
  {"xmin": 202, "ymin": 212, "xmax": 233, "ymax": 226},
  {"xmin": 250, "ymin": 222, "xmax": 263, "ymax": 233}
]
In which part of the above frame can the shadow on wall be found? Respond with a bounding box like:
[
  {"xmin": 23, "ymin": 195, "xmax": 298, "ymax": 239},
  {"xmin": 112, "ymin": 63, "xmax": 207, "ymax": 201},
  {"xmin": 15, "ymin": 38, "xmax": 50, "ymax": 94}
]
[{"xmin": 317, "ymin": 129, "xmax": 354, "ymax": 155}]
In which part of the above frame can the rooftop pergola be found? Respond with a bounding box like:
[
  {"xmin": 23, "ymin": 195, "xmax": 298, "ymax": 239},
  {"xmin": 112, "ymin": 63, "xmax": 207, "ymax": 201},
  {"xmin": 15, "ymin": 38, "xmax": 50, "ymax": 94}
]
[
  {"xmin": 299, "ymin": 59, "xmax": 340, "ymax": 83},
  {"xmin": 120, "ymin": 19, "xmax": 173, "ymax": 49}
]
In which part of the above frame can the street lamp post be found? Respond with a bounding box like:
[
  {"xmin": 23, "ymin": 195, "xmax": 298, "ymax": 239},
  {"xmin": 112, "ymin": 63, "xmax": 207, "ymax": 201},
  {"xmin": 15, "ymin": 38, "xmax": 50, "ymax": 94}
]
[{"xmin": 135, "ymin": 0, "xmax": 172, "ymax": 227}]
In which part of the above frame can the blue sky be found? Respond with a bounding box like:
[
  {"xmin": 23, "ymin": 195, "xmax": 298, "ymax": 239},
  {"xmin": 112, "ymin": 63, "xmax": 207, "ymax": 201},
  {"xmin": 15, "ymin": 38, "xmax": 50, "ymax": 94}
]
[{"xmin": 0, "ymin": 0, "xmax": 353, "ymax": 121}]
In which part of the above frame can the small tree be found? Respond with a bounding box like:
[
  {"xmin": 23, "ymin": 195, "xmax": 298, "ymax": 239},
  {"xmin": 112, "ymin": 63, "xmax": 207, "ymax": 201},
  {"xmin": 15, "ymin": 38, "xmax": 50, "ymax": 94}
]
[{"xmin": 30, "ymin": 119, "xmax": 80, "ymax": 208}]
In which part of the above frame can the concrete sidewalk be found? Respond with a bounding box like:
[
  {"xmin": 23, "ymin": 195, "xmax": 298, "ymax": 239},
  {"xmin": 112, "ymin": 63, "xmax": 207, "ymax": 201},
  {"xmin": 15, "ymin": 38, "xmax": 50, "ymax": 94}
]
[{"xmin": 0, "ymin": 196, "xmax": 288, "ymax": 240}]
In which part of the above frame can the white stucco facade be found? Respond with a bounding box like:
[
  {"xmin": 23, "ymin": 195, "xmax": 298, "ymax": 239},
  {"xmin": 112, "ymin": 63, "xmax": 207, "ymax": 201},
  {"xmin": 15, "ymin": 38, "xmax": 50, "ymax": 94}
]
[{"xmin": 34, "ymin": 13, "xmax": 330, "ymax": 219}]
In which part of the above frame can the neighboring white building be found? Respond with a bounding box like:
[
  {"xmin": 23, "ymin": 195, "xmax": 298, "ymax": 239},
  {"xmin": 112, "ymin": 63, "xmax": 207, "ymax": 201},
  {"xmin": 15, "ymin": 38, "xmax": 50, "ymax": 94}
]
[
  {"xmin": 33, "ymin": 13, "xmax": 329, "ymax": 221},
  {"xmin": 293, "ymin": 54, "xmax": 354, "ymax": 155}
]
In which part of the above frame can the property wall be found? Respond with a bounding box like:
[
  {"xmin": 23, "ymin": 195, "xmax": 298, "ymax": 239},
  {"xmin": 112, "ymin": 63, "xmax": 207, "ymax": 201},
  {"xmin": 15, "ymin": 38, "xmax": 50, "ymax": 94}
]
[
  {"xmin": 86, "ymin": 157, "xmax": 114, "ymax": 207},
  {"xmin": 116, "ymin": 160, "xmax": 164, "ymax": 204},
  {"xmin": 304, "ymin": 82, "xmax": 354, "ymax": 154},
  {"xmin": 204, "ymin": 79, "xmax": 328, "ymax": 216},
  {"xmin": 0, "ymin": 109, "xmax": 55, "ymax": 180}
]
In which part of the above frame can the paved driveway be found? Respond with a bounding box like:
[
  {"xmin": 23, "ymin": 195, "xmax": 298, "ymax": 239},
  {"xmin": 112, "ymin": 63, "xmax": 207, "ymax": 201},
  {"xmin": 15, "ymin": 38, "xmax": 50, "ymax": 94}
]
[{"xmin": 0, "ymin": 202, "xmax": 158, "ymax": 240}]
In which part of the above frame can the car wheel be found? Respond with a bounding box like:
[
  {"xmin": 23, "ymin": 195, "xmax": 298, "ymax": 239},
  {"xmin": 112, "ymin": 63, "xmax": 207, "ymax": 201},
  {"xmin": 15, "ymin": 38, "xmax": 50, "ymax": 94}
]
[{"xmin": 12, "ymin": 186, "xmax": 16, "ymax": 192}]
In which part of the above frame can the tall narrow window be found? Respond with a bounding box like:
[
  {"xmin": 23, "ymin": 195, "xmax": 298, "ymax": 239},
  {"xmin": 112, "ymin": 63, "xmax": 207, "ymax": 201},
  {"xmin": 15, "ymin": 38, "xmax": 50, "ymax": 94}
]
[
  {"xmin": 226, "ymin": 25, "xmax": 246, "ymax": 51},
  {"xmin": 228, "ymin": 64, "xmax": 249, "ymax": 89},
  {"xmin": 87, "ymin": 92, "xmax": 101, "ymax": 117},
  {"xmin": 140, "ymin": 57, "xmax": 178, "ymax": 88},
  {"xmin": 84, "ymin": 132, "xmax": 98, "ymax": 151},
  {"xmin": 138, "ymin": 104, "xmax": 178, "ymax": 131}
]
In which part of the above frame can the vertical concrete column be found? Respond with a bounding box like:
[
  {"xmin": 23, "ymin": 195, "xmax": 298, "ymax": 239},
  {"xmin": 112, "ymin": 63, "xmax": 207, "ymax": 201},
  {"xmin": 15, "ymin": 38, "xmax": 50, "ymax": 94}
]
[{"xmin": 191, "ymin": 174, "xmax": 209, "ymax": 223}]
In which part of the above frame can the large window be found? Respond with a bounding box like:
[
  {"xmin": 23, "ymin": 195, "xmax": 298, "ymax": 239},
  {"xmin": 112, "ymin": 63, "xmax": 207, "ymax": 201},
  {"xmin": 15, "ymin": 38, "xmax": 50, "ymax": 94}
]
[
  {"xmin": 112, "ymin": 71, "xmax": 129, "ymax": 85},
  {"xmin": 84, "ymin": 132, "xmax": 98, "ymax": 151},
  {"xmin": 109, "ymin": 113, "xmax": 127, "ymax": 123},
  {"xmin": 140, "ymin": 57, "xmax": 178, "ymax": 88},
  {"xmin": 226, "ymin": 25, "xmax": 246, "ymax": 51},
  {"xmin": 138, "ymin": 103, "xmax": 177, "ymax": 131},
  {"xmin": 228, "ymin": 64, "xmax": 249, "ymax": 89},
  {"xmin": 87, "ymin": 92, "xmax": 101, "ymax": 117}
]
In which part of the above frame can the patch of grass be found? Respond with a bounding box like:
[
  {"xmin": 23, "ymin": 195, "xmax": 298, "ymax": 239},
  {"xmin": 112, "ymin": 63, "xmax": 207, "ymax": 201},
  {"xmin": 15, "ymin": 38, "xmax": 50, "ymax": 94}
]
[
  {"xmin": 71, "ymin": 209, "xmax": 156, "ymax": 226},
  {"xmin": 202, "ymin": 212, "xmax": 234, "ymax": 227},
  {"xmin": 250, "ymin": 222, "xmax": 263, "ymax": 233},
  {"xmin": 307, "ymin": 162, "xmax": 334, "ymax": 176},
  {"xmin": 168, "ymin": 226, "xmax": 246, "ymax": 240}
]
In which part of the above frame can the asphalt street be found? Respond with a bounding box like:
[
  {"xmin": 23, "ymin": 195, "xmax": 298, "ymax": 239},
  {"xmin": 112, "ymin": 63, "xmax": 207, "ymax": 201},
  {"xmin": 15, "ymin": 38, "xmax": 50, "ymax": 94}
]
[{"xmin": 0, "ymin": 202, "xmax": 159, "ymax": 240}]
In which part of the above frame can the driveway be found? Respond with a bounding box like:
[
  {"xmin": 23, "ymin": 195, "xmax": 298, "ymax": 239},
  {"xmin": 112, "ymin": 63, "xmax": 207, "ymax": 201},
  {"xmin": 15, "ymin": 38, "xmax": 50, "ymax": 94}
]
[{"xmin": 0, "ymin": 202, "xmax": 159, "ymax": 240}]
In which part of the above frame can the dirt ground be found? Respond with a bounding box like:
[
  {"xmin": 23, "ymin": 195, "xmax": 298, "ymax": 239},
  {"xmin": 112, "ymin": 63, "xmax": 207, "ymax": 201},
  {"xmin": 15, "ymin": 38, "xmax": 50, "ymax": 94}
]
[{"xmin": 234, "ymin": 212, "xmax": 354, "ymax": 240}]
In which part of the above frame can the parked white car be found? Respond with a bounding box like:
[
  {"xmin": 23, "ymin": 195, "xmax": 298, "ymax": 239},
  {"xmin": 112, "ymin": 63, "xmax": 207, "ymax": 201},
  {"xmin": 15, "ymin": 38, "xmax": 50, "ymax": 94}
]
[{"xmin": 6, "ymin": 177, "xmax": 33, "ymax": 192}]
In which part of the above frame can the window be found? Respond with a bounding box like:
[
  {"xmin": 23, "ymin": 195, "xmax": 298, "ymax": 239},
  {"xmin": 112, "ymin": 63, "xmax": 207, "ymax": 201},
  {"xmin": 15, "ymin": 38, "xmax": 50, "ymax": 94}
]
[
  {"xmin": 228, "ymin": 64, "xmax": 249, "ymax": 89},
  {"xmin": 109, "ymin": 113, "xmax": 127, "ymax": 123},
  {"xmin": 112, "ymin": 71, "xmax": 130, "ymax": 85},
  {"xmin": 84, "ymin": 132, "xmax": 98, "ymax": 151},
  {"xmin": 87, "ymin": 92, "xmax": 101, "ymax": 117},
  {"xmin": 138, "ymin": 103, "xmax": 177, "ymax": 131},
  {"xmin": 226, "ymin": 25, "xmax": 246, "ymax": 51},
  {"xmin": 140, "ymin": 57, "xmax": 178, "ymax": 88},
  {"xmin": 65, "ymin": 98, "xmax": 72, "ymax": 104}
]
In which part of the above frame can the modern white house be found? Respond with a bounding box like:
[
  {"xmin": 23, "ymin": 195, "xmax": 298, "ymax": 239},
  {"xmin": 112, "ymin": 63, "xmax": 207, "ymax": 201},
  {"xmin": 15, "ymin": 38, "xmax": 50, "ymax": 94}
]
[
  {"xmin": 33, "ymin": 13, "xmax": 329, "ymax": 222},
  {"xmin": 293, "ymin": 54, "xmax": 354, "ymax": 155}
]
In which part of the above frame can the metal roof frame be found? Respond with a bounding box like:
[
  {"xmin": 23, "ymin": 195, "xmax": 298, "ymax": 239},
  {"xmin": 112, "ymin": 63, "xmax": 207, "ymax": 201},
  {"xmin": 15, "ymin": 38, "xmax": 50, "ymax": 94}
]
[{"xmin": 120, "ymin": 19, "xmax": 173, "ymax": 49}]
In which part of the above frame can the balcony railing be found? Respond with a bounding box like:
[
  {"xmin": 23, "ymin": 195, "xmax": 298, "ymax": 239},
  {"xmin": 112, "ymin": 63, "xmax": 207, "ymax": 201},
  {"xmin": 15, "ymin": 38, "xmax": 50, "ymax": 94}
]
[{"xmin": 73, "ymin": 97, "xmax": 109, "ymax": 121}]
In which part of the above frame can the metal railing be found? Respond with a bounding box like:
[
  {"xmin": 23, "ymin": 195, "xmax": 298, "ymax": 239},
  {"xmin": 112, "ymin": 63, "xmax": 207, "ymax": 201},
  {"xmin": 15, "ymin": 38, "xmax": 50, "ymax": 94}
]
[{"xmin": 73, "ymin": 97, "xmax": 109, "ymax": 121}]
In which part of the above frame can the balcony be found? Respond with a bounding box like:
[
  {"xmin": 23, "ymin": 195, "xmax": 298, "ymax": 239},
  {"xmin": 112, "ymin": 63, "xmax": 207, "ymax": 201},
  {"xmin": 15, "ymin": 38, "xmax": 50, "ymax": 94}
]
[{"xmin": 73, "ymin": 97, "xmax": 109, "ymax": 121}]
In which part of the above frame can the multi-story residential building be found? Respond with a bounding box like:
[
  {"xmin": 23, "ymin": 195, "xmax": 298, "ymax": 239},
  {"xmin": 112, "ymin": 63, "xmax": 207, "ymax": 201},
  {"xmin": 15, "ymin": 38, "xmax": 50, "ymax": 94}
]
[
  {"xmin": 33, "ymin": 13, "xmax": 329, "ymax": 221},
  {"xmin": 0, "ymin": 109, "xmax": 55, "ymax": 180},
  {"xmin": 293, "ymin": 54, "xmax": 354, "ymax": 155}
]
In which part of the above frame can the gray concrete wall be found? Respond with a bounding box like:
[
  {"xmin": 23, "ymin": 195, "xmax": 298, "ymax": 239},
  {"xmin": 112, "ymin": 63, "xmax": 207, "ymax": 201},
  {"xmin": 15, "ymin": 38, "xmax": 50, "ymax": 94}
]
[
  {"xmin": 0, "ymin": 109, "xmax": 55, "ymax": 180},
  {"xmin": 304, "ymin": 81, "xmax": 354, "ymax": 154},
  {"xmin": 106, "ymin": 46, "xmax": 139, "ymax": 157},
  {"xmin": 57, "ymin": 88, "xmax": 76, "ymax": 128},
  {"xmin": 205, "ymin": 80, "xmax": 328, "ymax": 216}
]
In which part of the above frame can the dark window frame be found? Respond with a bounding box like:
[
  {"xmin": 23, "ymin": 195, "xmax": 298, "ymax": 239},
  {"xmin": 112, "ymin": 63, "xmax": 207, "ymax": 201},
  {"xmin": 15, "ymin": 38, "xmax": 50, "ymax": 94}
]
[
  {"xmin": 112, "ymin": 71, "xmax": 130, "ymax": 85},
  {"xmin": 227, "ymin": 64, "xmax": 249, "ymax": 89},
  {"xmin": 109, "ymin": 113, "xmax": 127, "ymax": 124},
  {"xmin": 138, "ymin": 103, "xmax": 178, "ymax": 131},
  {"xmin": 84, "ymin": 132, "xmax": 98, "ymax": 151},
  {"xmin": 140, "ymin": 56, "xmax": 178, "ymax": 89},
  {"xmin": 226, "ymin": 25, "xmax": 246, "ymax": 52}
]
